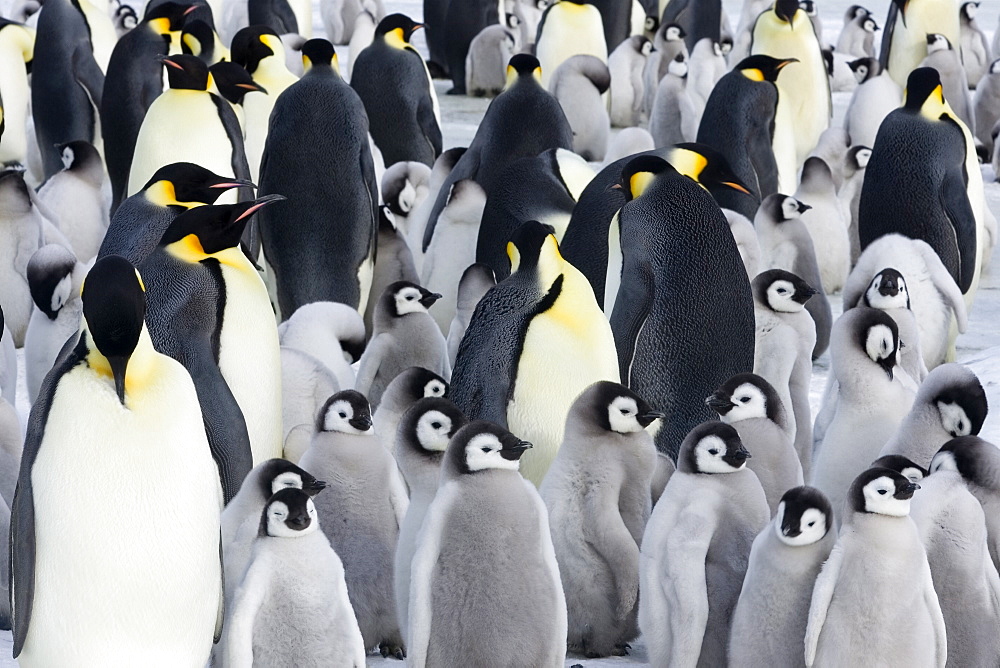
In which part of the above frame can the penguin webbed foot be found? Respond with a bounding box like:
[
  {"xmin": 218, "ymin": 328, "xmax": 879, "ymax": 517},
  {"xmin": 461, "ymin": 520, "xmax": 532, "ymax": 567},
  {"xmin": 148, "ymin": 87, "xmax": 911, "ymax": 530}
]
[{"xmin": 379, "ymin": 642, "xmax": 405, "ymax": 660}]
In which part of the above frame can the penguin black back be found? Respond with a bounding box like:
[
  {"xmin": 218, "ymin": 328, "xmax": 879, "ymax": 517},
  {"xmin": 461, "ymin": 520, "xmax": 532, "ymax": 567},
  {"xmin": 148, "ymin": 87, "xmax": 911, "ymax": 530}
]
[
  {"xmin": 248, "ymin": 0, "xmax": 298, "ymax": 35},
  {"xmin": 442, "ymin": 0, "xmax": 500, "ymax": 93}
]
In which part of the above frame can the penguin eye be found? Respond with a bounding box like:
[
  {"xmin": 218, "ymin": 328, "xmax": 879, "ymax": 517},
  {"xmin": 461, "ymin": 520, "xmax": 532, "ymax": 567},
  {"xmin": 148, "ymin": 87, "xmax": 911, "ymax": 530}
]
[
  {"xmin": 807, "ymin": 521, "xmax": 815, "ymax": 527},
  {"xmin": 620, "ymin": 408, "xmax": 629, "ymax": 415},
  {"xmin": 740, "ymin": 396, "xmax": 750, "ymax": 403},
  {"xmin": 776, "ymin": 288, "xmax": 787, "ymax": 294},
  {"xmin": 708, "ymin": 448, "xmax": 719, "ymax": 455},
  {"xmin": 339, "ymin": 412, "xmax": 347, "ymax": 418},
  {"xmin": 481, "ymin": 446, "xmax": 491, "ymax": 453},
  {"xmin": 273, "ymin": 511, "xmax": 286, "ymax": 518},
  {"xmin": 877, "ymin": 489, "xmax": 887, "ymax": 495},
  {"xmin": 283, "ymin": 481, "xmax": 294, "ymax": 488},
  {"xmin": 406, "ymin": 295, "xmax": 415, "ymax": 301},
  {"xmin": 431, "ymin": 421, "xmax": 442, "ymax": 429}
]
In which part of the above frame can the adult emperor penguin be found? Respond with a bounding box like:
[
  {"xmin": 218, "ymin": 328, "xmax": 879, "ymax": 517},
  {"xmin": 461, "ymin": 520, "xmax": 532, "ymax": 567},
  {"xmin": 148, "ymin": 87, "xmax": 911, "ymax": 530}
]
[
  {"xmin": 126, "ymin": 54, "xmax": 252, "ymax": 200},
  {"xmin": 696, "ymin": 55, "xmax": 798, "ymax": 217},
  {"xmin": 392, "ymin": 397, "xmax": 466, "ymax": 644},
  {"xmin": 258, "ymin": 39, "xmax": 378, "ymax": 318},
  {"xmin": 729, "ymin": 486, "xmax": 837, "ymax": 667},
  {"xmin": 223, "ymin": 488, "xmax": 367, "ymax": 667},
  {"xmin": 880, "ymin": 0, "xmax": 961, "ymax": 87},
  {"xmin": 0, "ymin": 20, "xmax": 34, "ymax": 168},
  {"xmin": 102, "ymin": 1, "xmax": 196, "ymax": 213},
  {"xmin": 99, "ymin": 162, "xmax": 253, "ymax": 267},
  {"xmin": 31, "ymin": 0, "xmax": 114, "ymax": 179},
  {"xmin": 535, "ymin": 0, "xmax": 608, "ymax": 90},
  {"xmin": 804, "ymin": 467, "xmax": 946, "ymax": 668},
  {"xmin": 141, "ymin": 198, "xmax": 285, "ymax": 493},
  {"xmin": 180, "ymin": 19, "xmax": 230, "ymax": 65},
  {"xmin": 750, "ymin": 0, "xmax": 831, "ymax": 179},
  {"xmin": 609, "ymin": 155, "xmax": 755, "ymax": 458},
  {"xmin": 408, "ymin": 421, "xmax": 566, "ymax": 667},
  {"xmin": 11, "ymin": 255, "xmax": 224, "ymax": 664},
  {"xmin": 539, "ymin": 381, "xmax": 660, "ymax": 658},
  {"xmin": 442, "ymin": 0, "xmax": 499, "ymax": 93},
  {"xmin": 639, "ymin": 422, "xmax": 770, "ymax": 667},
  {"xmin": 448, "ymin": 221, "xmax": 620, "ymax": 486},
  {"xmin": 351, "ymin": 14, "xmax": 442, "ymax": 168}
]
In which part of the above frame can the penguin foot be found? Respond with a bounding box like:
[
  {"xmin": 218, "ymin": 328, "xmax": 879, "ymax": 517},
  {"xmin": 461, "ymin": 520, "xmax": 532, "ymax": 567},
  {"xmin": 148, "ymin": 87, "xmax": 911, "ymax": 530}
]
[
  {"xmin": 446, "ymin": 86, "xmax": 467, "ymax": 96},
  {"xmin": 612, "ymin": 643, "xmax": 632, "ymax": 656},
  {"xmin": 427, "ymin": 61, "xmax": 449, "ymax": 79},
  {"xmin": 379, "ymin": 642, "xmax": 405, "ymax": 660}
]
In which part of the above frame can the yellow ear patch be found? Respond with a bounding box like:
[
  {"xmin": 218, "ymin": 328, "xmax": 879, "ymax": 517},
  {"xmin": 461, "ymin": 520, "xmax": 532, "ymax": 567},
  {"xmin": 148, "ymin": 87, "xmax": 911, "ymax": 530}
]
[
  {"xmin": 385, "ymin": 27, "xmax": 408, "ymax": 49},
  {"xmin": 507, "ymin": 241, "xmax": 521, "ymax": 272},
  {"xmin": 669, "ymin": 148, "xmax": 708, "ymax": 180},
  {"xmin": 167, "ymin": 233, "xmax": 256, "ymax": 273},
  {"xmin": 182, "ymin": 33, "xmax": 200, "ymax": 55},
  {"xmin": 741, "ymin": 68, "xmax": 765, "ymax": 81},
  {"xmin": 332, "ymin": 52, "xmax": 341, "ymax": 75},
  {"xmin": 302, "ymin": 55, "xmax": 313, "ymax": 73},
  {"xmin": 629, "ymin": 171, "xmax": 656, "ymax": 198},
  {"xmin": 915, "ymin": 83, "xmax": 950, "ymax": 121},
  {"xmin": 533, "ymin": 67, "xmax": 542, "ymax": 82},
  {"xmin": 134, "ymin": 269, "xmax": 146, "ymax": 292}
]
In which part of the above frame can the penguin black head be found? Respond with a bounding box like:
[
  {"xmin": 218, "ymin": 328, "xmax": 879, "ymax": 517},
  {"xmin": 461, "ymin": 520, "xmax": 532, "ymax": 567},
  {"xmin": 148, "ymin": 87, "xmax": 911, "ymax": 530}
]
[
  {"xmin": 141, "ymin": 162, "xmax": 255, "ymax": 207},
  {"xmin": 256, "ymin": 458, "xmax": 327, "ymax": 502},
  {"xmin": 903, "ymin": 67, "xmax": 944, "ymax": 112},
  {"xmin": 143, "ymin": 1, "xmax": 198, "ymax": 32},
  {"xmin": 862, "ymin": 15, "xmax": 879, "ymax": 32},
  {"xmin": 846, "ymin": 145, "xmax": 872, "ymax": 172},
  {"xmin": 798, "ymin": 0, "xmax": 816, "ymax": 15},
  {"xmin": 209, "ymin": 61, "xmax": 266, "ymax": 105},
  {"xmin": 379, "ymin": 281, "xmax": 442, "ymax": 320},
  {"xmin": 161, "ymin": 54, "xmax": 210, "ymax": 90},
  {"xmin": 231, "ymin": 25, "xmax": 281, "ymax": 73},
  {"xmin": 506, "ymin": 53, "xmax": 542, "ymax": 87},
  {"xmin": 855, "ymin": 308, "xmax": 900, "ymax": 380},
  {"xmin": 862, "ymin": 268, "xmax": 910, "ymax": 309},
  {"xmin": 848, "ymin": 57, "xmax": 879, "ymax": 83},
  {"xmin": 616, "ymin": 154, "xmax": 673, "ymax": 202},
  {"xmin": 930, "ymin": 436, "xmax": 1000, "ymax": 489},
  {"xmin": 82, "ymin": 256, "xmax": 147, "ymax": 404},
  {"xmin": 775, "ymin": 486, "xmax": 833, "ymax": 545},
  {"xmin": 0, "ymin": 169, "xmax": 33, "ymax": 214},
  {"xmin": 317, "ymin": 390, "xmax": 373, "ymax": 434},
  {"xmin": 181, "ymin": 19, "xmax": 216, "ymax": 61},
  {"xmin": 845, "ymin": 4, "xmax": 870, "ymax": 21},
  {"xmin": 382, "ymin": 162, "xmax": 429, "ymax": 216},
  {"xmin": 761, "ymin": 193, "xmax": 810, "ymax": 222},
  {"xmin": 643, "ymin": 14, "xmax": 658, "ymax": 34},
  {"xmin": 960, "ymin": 1, "xmax": 979, "ymax": 20},
  {"xmin": 933, "ymin": 377, "xmax": 988, "ymax": 439},
  {"xmin": 925, "ymin": 33, "xmax": 952, "ymax": 52},
  {"xmin": 706, "ymin": 373, "xmax": 784, "ymax": 425},
  {"xmin": 734, "ymin": 55, "xmax": 797, "ymax": 82},
  {"xmin": 27, "ymin": 244, "xmax": 77, "ymax": 321},
  {"xmin": 376, "ymin": 13, "xmax": 422, "ymax": 43},
  {"xmin": 871, "ymin": 455, "xmax": 928, "ymax": 483},
  {"xmin": 115, "ymin": 4, "xmax": 139, "ymax": 33},
  {"xmin": 159, "ymin": 195, "xmax": 285, "ymax": 254},
  {"xmin": 506, "ymin": 220, "xmax": 559, "ymax": 275},
  {"xmin": 447, "ymin": 421, "xmax": 532, "ymax": 476},
  {"xmin": 578, "ymin": 381, "xmax": 663, "ymax": 434},
  {"xmin": 669, "ymin": 143, "xmax": 754, "ymax": 196},
  {"xmin": 259, "ymin": 488, "xmax": 319, "ymax": 538},
  {"xmin": 399, "ymin": 397, "xmax": 467, "ymax": 458},
  {"xmin": 634, "ymin": 35, "xmax": 653, "ymax": 56},
  {"xmin": 752, "ymin": 269, "xmax": 817, "ymax": 312},
  {"xmin": 390, "ymin": 367, "xmax": 448, "ymax": 405},
  {"xmin": 55, "ymin": 140, "xmax": 102, "ymax": 174},
  {"xmin": 774, "ymin": 0, "xmax": 800, "ymax": 23},
  {"xmin": 677, "ymin": 422, "xmax": 750, "ymax": 474},
  {"xmin": 301, "ymin": 38, "xmax": 338, "ymax": 73},
  {"xmin": 849, "ymin": 467, "xmax": 919, "ymax": 515},
  {"xmin": 661, "ymin": 22, "xmax": 685, "ymax": 41}
]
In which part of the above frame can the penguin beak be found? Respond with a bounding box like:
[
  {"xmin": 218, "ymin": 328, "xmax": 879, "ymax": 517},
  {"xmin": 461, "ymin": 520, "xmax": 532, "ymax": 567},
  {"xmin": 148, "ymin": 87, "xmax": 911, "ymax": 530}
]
[
  {"xmin": 794, "ymin": 286, "xmax": 818, "ymax": 303},
  {"xmin": 107, "ymin": 354, "xmax": 129, "ymax": 404},
  {"xmin": 305, "ymin": 480, "xmax": 327, "ymax": 496},
  {"xmin": 183, "ymin": 4, "xmax": 200, "ymax": 15},
  {"xmin": 721, "ymin": 181, "xmax": 752, "ymax": 195},
  {"xmin": 637, "ymin": 410, "xmax": 665, "ymax": 428},
  {"xmin": 413, "ymin": 23, "xmax": 424, "ymax": 31},
  {"xmin": 237, "ymin": 82, "xmax": 268, "ymax": 94},
  {"xmin": 777, "ymin": 58, "xmax": 799, "ymax": 69},
  {"xmin": 349, "ymin": 415, "xmax": 373, "ymax": 431},
  {"xmin": 781, "ymin": 523, "xmax": 801, "ymax": 537},
  {"xmin": 797, "ymin": 202, "xmax": 812, "ymax": 214},
  {"xmin": 419, "ymin": 292, "xmax": 443, "ymax": 308},
  {"xmin": 236, "ymin": 194, "xmax": 286, "ymax": 221},
  {"xmin": 896, "ymin": 481, "xmax": 920, "ymax": 499},
  {"xmin": 286, "ymin": 513, "xmax": 310, "ymax": 529},
  {"xmin": 159, "ymin": 56, "xmax": 184, "ymax": 70},
  {"xmin": 705, "ymin": 393, "xmax": 734, "ymax": 415},
  {"xmin": 733, "ymin": 446, "xmax": 751, "ymax": 461},
  {"xmin": 210, "ymin": 178, "xmax": 256, "ymax": 190},
  {"xmin": 880, "ymin": 359, "xmax": 895, "ymax": 381},
  {"xmin": 500, "ymin": 439, "xmax": 532, "ymax": 461}
]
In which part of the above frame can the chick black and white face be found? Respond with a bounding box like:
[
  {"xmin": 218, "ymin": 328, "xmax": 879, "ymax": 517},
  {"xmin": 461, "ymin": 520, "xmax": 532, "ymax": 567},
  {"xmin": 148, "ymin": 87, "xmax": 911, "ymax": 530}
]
[
  {"xmin": 644, "ymin": 15, "xmax": 657, "ymax": 32},
  {"xmin": 865, "ymin": 271, "xmax": 909, "ymax": 310},
  {"xmin": 937, "ymin": 401, "xmax": 973, "ymax": 438},
  {"xmin": 397, "ymin": 179, "xmax": 416, "ymax": 213},
  {"xmin": 423, "ymin": 378, "xmax": 446, "ymax": 398},
  {"xmin": 270, "ymin": 471, "xmax": 304, "ymax": 495},
  {"xmin": 775, "ymin": 500, "xmax": 829, "ymax": 546},
  {"xmin": 871, "ymin": 455, "xmax": 927, "ymax": 483},
  {"xmin": 265, "ymin": 496, "xmax": 319, "ymax": 538},
  {"xmin": 607, "ymin": 396, "xmax": 645, "ymax": 434},
  {"xmin": 322, "ymin": 396, "xmax": 372, "ymax": 434},
  {"xmin": 61, "ymin": 145, "xmax": 76, "ymax": 171},
  {"xmin": 664, "ymin": 24, "xmax": 683, "ymax": 41},
  {"xmin": 416, "ymin": 409, "xmax": 455, "ymax": 452},
  {"xmin": 395, "ymin": 285, "xmax": 429, "ymax": 315},
  {"xmin": 862, "ymin": 16, "xmax": 877, "ymax": 32},
  {"xmin": 852, "ymin": 62, "xmax": 869, "ymax": 83},
  {"xmin": 780, "ymin": 196, "xmax": 805, "ymax": 220},
  {"xmin": 926, "ymin": 33, "xmax": 950, "ymax": 53},
  {"xmin": 854, "ymin": 147, "xmax": 872, "ymax": 169},
  {"xmin": 929, "ymin": 450, "xmax": 958, "ymax": 474},
  {"xmin": 640, "ymin": 39, "xmax": 653, "ymax": 56},
  {"xmin": 668, "ymin": 53, "xmax": 687, "ymax": 77},
  {"xmin": 694, "ymin": 434, "xmax": 749, "ymax": 473},
  {"xmin": 719, "ymin": 382, "xmax": 767, "ymax": 423},
  {"xmin": 464, "ymin": 433, "xmax": 522, "ymax": 472},
  {"xmin": 766, "ymin": 279, "xmax": 807, "ymax": 313},
  {"xmin": 962, "ymin": 2, "xmax": 978, "ymax": 20},
  {"xmin": 860, "ymin": 474, "xmax": 915, "ymax": 516},
  {"xmin": 864, "ymin": 324, "xmax": 897, "ymax": 366}
]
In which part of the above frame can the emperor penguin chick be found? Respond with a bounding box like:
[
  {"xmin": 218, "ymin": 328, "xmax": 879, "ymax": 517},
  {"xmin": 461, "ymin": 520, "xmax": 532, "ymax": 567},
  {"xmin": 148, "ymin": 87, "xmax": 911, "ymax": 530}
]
[
  {"xmin": 608, "ymin": 35, "xmax": 653, "ymax": 127},
  {"xmin": 639, "ymin": 422, "xmax": 770, "ymax": 668},
  {"xmin": 445, "ymin": 263, "xmax": 495, "ymax": 367},
  {"xmin": 355, "ymin": 281, "xmax": 450, "ymax": 410},
  {"xmin": 372, "ymin": 367, "xmax": 448, "ymax": 455},
  {"xmin": 222, "ymin": 488, "xmax": 366, "ymax": 667},
  {"xmin": 392, "ymin": 397, "xmax": 467, "ymax": 644},
  {"xmin": 298, "ymin": 390, "xmax": 408, "ymax": 658},
  {"xmin": 407, "ymin": 421, "xmax": 566, "ymax": 667},
  {"xmin": 793, "ymin": 157, "xmax": 850, "ymax": 294},
  {"xmin": 804, "ymin": 467, "xmax": 946, "ymax": 668},
  {"xmin": 729, "ymin": 486, "xmax": 836, "ymax": 667},
  {"xmin": 854, "ymin": 269, "xmax": 928, "ymax": 382},
  {"xmin": 959, "ymin": 1, "xmax": 991, "ymax": 88},
  {"xmin": 539, "ymin": 382, "xmax": 661, "ymax": 658},
  {"xmin": 919, "ymin": 33, "xmax": 974, "ymax": 131},
  {"xmin": 548, "ymin": 55, "xmax": 611, "ymax": 161},
  {"xmin": 707, "ymin": 374, "xmax": 804, "ymax": 513},
  {"xmin": 35, "ymin": 141, "xmax": 110, "ymax": 263}
]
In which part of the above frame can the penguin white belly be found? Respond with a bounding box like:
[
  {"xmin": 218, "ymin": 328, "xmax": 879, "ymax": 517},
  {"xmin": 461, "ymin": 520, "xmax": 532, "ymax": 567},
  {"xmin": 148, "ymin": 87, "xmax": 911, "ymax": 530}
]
[
  {"xmin": 37, "ymin": 174, "xmax": 109, "ymax": 263},
  {"xmin": 242, "ymin": 91, "xmax": 275, "ymax": 182},
  {"xmin": 78, "ymin": 0, "xmax": 117, "ymax": 73},
  {"xmin": 537, "ymin": 6, "xmax": 608, "ymax": 89},
  {"xmin": 126, "ymin": 92, "xmax": 238, "ymax": 198},
  {"xmin": 508, "ymin": 303, "xmax": 619, "ymax": 486},
  {"xmin": 22, "ymin": 363, "xmax": 222, "ymax": 665},
  {"xmin": 289, "ymin": 0, "xmax": 313, "ymax": 37},
  {"xmin": 887, "ymin": 0, "xmax": 961, "ymax": 87},
  {"xmin": 218, "ymin": 260, "xmax": 283, "ymax": 465},
  {"xmin": 603, "ymin": 213, "xmax": 622, "ymax": 315},
  {"xmin": 771, "ymin": 97, "xmax": 799, "ymax": 194},
  {"xmin": 0, "ymin": 49, "xmax": 29, "ymax": 164}
]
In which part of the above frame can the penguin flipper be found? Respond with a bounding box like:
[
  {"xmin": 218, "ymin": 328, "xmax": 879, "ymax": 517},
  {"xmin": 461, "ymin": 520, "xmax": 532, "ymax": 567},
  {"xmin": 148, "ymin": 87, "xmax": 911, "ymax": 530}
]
[
  {"xmin": 423, "ymin": 148, "xmax": 481, "ymax": 252},
  {"xmin": 661, "ymin": 504, "xmax": 715, "ymax": 665},
  {"xmin": 71, "ymin": 43, "xmax": 105, "ymax": 109},
  {"xmin": 353, "ymin": 335, "xmax": 388, "ymax": 399},
  {"xmin": 416, "ymin": 94, "xmax": 443, "ymax": 161},
  {"xmin": 222, "ymin": 550, "xmax": 269, "ymax": 664},
  {"xmin": 608, "ymin": 256, "xmax": 655, "ymax": 385},
  {"xmin": 917, "ymin": 240, "xmax": 969, "ymax": 333},
  {"xmin": 878, "ymin": 1, "xmax": 899, "ymax": 70},
  {"xmin": 749, "ymin": 129, "xmax": 779, "ymax": 198},
  {"xmin": 804, "ymin": 541, "xmax": 845, "ymax": 665},
  {"xmin": 939, "ymin": 164, "xmax": 977, "ymax": 293}
]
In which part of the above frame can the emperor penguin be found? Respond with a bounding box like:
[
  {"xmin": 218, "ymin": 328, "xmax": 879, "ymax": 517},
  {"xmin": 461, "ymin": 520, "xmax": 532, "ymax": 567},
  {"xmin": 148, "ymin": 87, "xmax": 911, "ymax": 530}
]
[
  {"xmin": 351, "ymin": 14, "xmax": 442, "ymax": 168},
  {"xmin": 407, "ymin": 148, "xmax": 466, "ymax": 275},
  {"xmin": 24, "ymin": 245, "xmax": 85, "ymax": 404},
  {"xmin": 534, "ymin": 0, "xmax": 608, "ymax": 89},
  {"xmin": 140, "ymin": 198, "xmax": 286, "ymax": 498},
  {"xmin": 35, "ymin": 141, "xmax": 110, "ymax": 263},
  {"xmin": 30, "ymin": 0, "xmax": 113, "ymax": 180},
  {"xmin": 219, "ymin": 458, "xmax": 326, "ymax": 613},
  {"xmin": 372, "ymin": 366, "xmax": 448, "ymax": 455},
  {"xmin": 589, "ymin": 0, "xmax": 631, "ymax": 50},
  {"xmin": 422, "ymin": 0, "xmax": 449, "ymax": 76},
  {"xmin": 99, "ymin": 162, "xmax": 253, "ymax": 267},
  {"xmin": 355, "ymin": 281, "xmax": 450, "ymax": 409},
  {"xmin": 465, "ymin": 21, "xmax": 520, "ymax": 98},
  {"xmin": 836, "ymin": 11, "xmax": 878, "ymax": 57},
  {"xmin": 811, "ymin": 308, "xmax": 917, "ymax": 519},
  {"xmin": 793, "ymin": 157, "xmax": 850, "ymax": 294},
  {"xmin": 729, "ymin": 486, "xmax": 836, "ymax": 666},
  {"xmin": 843, "ymin": 58, "xmax": 902, "ymax": 148},
  {"xmin": 247, "ymin": 0, "xmax": 298, "ymax": 35},
  {"xmin": 872, "ymin": 454, "xmax": 929, "ymax": 482},
  {"xmin": 880, "ymin": 0, "xmax": 961, "ymax": 87},
  {"xmin": 755, "ymin": 194, "xmax": 833, "ymax": 359},
  {"xmin": 878, "ymin": 363, "xmax": 987, "ymax": 467},
  {"xmin": 448, "ymin": 221, "xmax": 620, "ymax": 486},
  {"xmin": 707, "ymin": 373, "xmax": 804, "ymax": 513},
  {"xmin": 648, "ymin": 53, "xmax": 699, "ymax": 148},
  {"xmin": 381, "ymin": 161, "xmax": 432, "ymax": 239},
  {"xmin": 102, "ymin": 1, "xmax": 196, "ymax": 212},
  {"xmin": 750, "ymin": 270, "xmax": 816, "ymax": 475},
  {"xmin": 606, "ymin": 156, "xmax": 754, "ymax": 458},
  {"xmin": 641, "ymin": 21, "xmax": 687, "ymax": 118},
  {"xmin": 696, "ymin": 55, "xmax": 798, "ymax": 214},
  {"xmin": 973, "ymin": 59, "xmax": 1000, "ymax": 153},
  {"xmin": 208, "ymin": 61, "xmax": 267, "ymax": 126},
  {"xmin": 126, "ymin": 54, "xmax": 251, "ymax": 199},
  {"xmin": 608, "ymin": 35, "xmax": 652, "ymax": 127},
  {"xmin": 804, "ymin": 467, "xmax": 946, "ymax": 667},
  {"xmin": 407, "ymin": 421, "xmax": 566, "ymax": 668},
  {"xmin": 278, "ymin": 301, "xmax": 366, "ymax": 391},
  {"xmin": 639, "ymin": 421, "xmax": 770, "ymax": 667},
  {"xmin": 11, "ymin": 255, "xmax": 224, "ymax": 665},
  {"xmin": 0, "ymin": 170, "xmax": 52, "ymax": 346},
  {"xmin": 222, "ymin": 488, "xmax": 367, "ymax": 668},
  {"xmin": 0, "ymin": 20, "xmax": 34, "ymax": 167},
  {"xmin": 446, "ymin": 263, "xmax": 495, "ymax": 366},
  {"xmin": 364, "ymin": 206, "xmax": 421, "ymax": 335},
  {"xmin": 442, "ymin": 0, "xmax": 500, "ymax": 94},
  {"xmin": 230, "ymin": 26, "xmax": 300, "ymax": 183},
  {"xmin": 920, "ymin": 33, "xmax": 973, "ymax": 130},
  {"xmin": 392, "ymin": 397, "xmax": 466, "ymax": 644},
  {"xmin": 750, "ymin": 0, "xmax": 831, "ymax": 172},
  {"xmin": 539, "ymin": 382, "xmax": 661, "ymax": 658},
  {"xmin": 181, "ymin": 18, "xmax": 230, "ymax": 64},
  {"xmin": 257, "ymin": 39, "xmax": 379, "ymax": 319},
  {"xmin": 959, "ymin": 2, "xmax": 991, "ymax": 87},
  {"xmin": 298, "ymin": 390, "xmax": 408, "ymax": 658},
  {"xmin": 549, "ymin": 55, "xmax": 611, "ymax": 161}
]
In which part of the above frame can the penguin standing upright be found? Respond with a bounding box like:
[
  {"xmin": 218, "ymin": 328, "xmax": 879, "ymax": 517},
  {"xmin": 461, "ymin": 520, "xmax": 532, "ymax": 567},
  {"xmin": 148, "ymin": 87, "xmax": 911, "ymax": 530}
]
[
  {"xmin": 548, "ymin": 55, "xmax": 611, "ymax": 161},
  {"xmin": 0, "ymin": 20, "xmax": 34, "ymax": 168},
  {"xmin": 181, "ymin": 19, "xmax": 230, "ymax": 64},
  {"xmin": 443, "ymin": 0, "xmax": 499, "ymax": 93},
  {"xmin": 11, "ymin": 256, "xmax": 224, "ymax": 665},
  {"xmin": 351, "ymin": 14, "xmax": 442, "ymax": 167},
  {"xmin": 35, "ymin": 141, "xmax": 109, "ymax": 263},
  {"xmin": 880, "ymin": 0, "xmax": 961, "ymax": 87},
  {"xmin": 248, "ymin": 0, "xmax": 299, "ymax": 35},
  {"xmin": 0, "ymin": 171, "xmax": 51, "ymax": 346},
  {"xmin": 959, "ymin": 1, "xmax": 991, "ymax": 87},
  {"xmin": 844, "ymin": 58, "xmax": 902, "ymax": 149},
  {"xmin": 422, "ymin": 0, "xmax": 451, "ymax": 77},
  {"xmin": 535, "ymin": 0, "xmax": 608, "ymax": 89},
  {"xmin": 588, "ymin": 0, "xmax": 631, "ymax": 51},
  {"xmin": 258, "ymin": 39, "xmax": 378, "ymax": 318},
  {"xmin": 608, "ymin": 35, "xmax": 652, "ymax": 128},
  {"xmin": 609, "ymin": 155, "xmax": 755, "ymax": 459}
]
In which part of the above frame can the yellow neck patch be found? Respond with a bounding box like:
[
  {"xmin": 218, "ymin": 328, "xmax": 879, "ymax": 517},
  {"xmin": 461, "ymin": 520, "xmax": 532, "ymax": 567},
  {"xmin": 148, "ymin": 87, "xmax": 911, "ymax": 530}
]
[
  {"xmin": 385, "ymin": 28, "xmax": 408, "ymax": 49},
  {"xmin": 83, "ymin": 327, "xmax": 159, "ymax": 406},
  {"xmin": 741, "ymin": 68, "xmax": 765, "ymax": 82},
  {"xmin": 507, "ymin": 241, "xmax": 521, "ymax": 272},
  {"xmin": 629, "ymin": 171, "xmax": 656, "ymax": 198},
  {"xmin": 148, "ymin": 17, "xmax": 174, "ymax": 36},
  {"xmin": 182, "ymin": 33, "xmax": 201, "ymax": 55},
  {"xmin": 167, "ymin": 233, "xmax": 254, "ymax": 272},
  {"xmin": 914, "ymin": 84, "xmax": 949, "ymax": 121}
]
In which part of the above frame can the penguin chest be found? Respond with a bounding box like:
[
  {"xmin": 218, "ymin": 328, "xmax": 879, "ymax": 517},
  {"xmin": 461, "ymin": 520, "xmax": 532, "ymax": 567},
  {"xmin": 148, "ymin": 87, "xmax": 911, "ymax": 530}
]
[
  {"xmin": 218, "ymin": 262, "xmax": 283, "ymax": 464},
  {"xmin": 25, "ymin": 364, "xmax": 222, "ymax": 661}
]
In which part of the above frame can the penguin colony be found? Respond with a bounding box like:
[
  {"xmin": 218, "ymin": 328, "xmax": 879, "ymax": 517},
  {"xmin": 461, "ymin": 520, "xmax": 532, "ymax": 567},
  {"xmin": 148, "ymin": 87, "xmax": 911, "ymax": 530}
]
[{"xmin": 0, "ymin": 0, "xmax": 998, "ymax": 665}]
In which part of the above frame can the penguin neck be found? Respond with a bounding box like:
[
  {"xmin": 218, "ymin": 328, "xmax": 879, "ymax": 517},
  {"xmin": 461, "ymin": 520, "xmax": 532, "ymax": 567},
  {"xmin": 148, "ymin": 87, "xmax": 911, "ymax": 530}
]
[
  {"xmin": 254, "ymin": 55, "xmax": 296, "ymax": 88},
  {"xmin": 83, "ymin": 325, "xmax": 161, "ymax": 406},
  {"xmin": 166, "ymin": 234, "xmax": 255, "ymax": 274}
]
